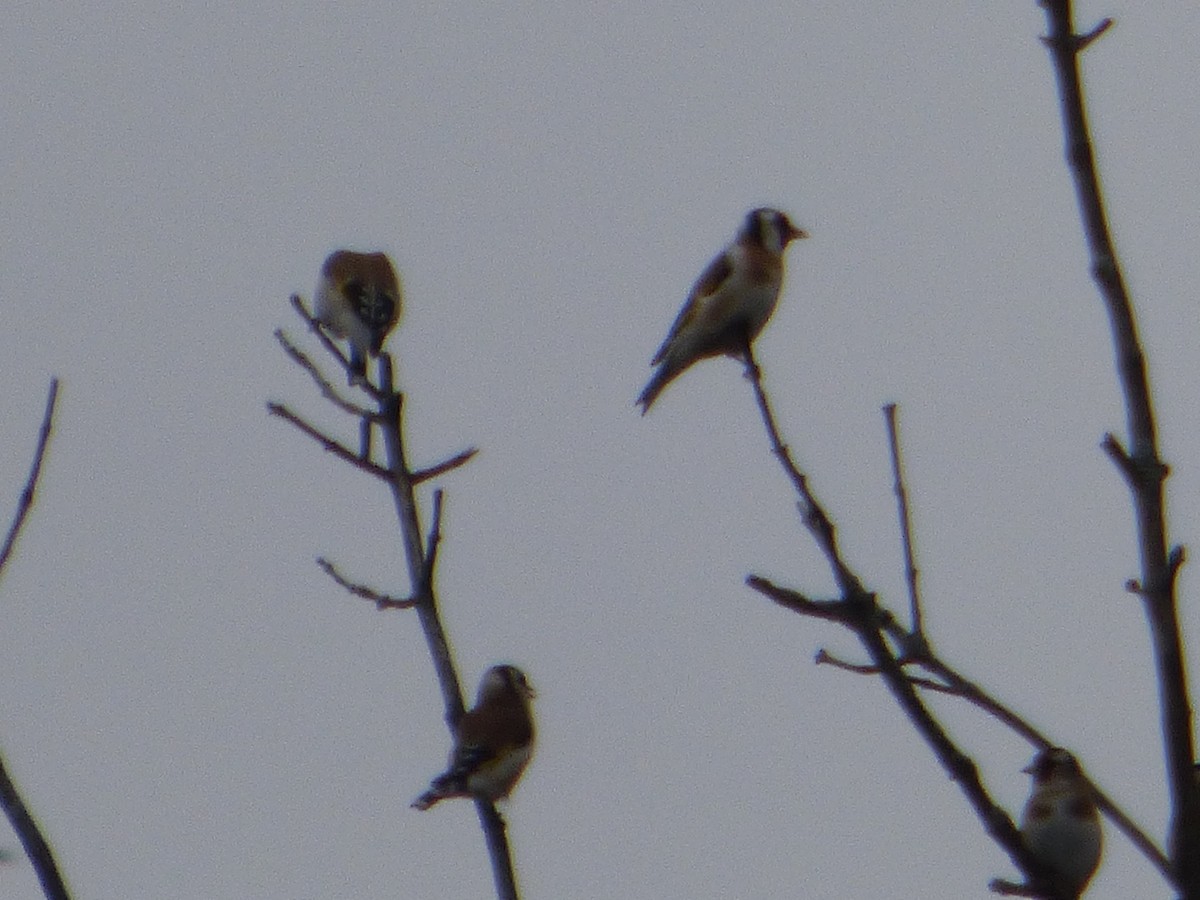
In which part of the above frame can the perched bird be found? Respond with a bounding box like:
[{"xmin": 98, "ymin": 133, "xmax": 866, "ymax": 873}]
[
  {"xmin": 412, "ymin": 665, "xmax": 536, "ymax": 811},
  {"xmin": 636, "ymin": 207, "xmax": 808, "ymax": 414},
  {"xmin": 1019, "ymin": 747, "xmax": 1102, "ymax": 898},
  {"xmin": 313, "ymin": 250, "xmax": 402, "ymax": 383}
]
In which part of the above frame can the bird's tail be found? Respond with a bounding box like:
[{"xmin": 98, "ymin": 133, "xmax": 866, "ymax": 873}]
[
  {"xmin": 411, "ymin": 773, "xmax": 464, "ymax": 811},
  {"xmin": 636, "ymin": 363, "xmax": 678, "ymax": 415},
  {"xmin": 347, "ymin": 347, "xmax": 368, "ymax": 387}
]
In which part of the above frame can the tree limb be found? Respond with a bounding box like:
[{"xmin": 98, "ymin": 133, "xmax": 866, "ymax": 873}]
[{"xmin": 1038, "ymin": 0, "xmax": 1195, "ymax": 888}]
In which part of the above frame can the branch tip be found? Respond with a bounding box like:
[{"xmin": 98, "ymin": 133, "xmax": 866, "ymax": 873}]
[
  {"xmin": 316, "ymin": 556, "xmax": 417, "ymax": 610},
  {"xmin": 1078, "ymin": 17, "xmax": 1114, "ymax": 50}
]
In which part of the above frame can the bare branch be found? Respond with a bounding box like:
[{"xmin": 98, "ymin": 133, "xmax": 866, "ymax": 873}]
[
  {"xmin": 0, "ymin": 751, "xmax": 72, "ymax": 900},
  {"xmin": 802, "ymin": 597, "xmax": 1172, "ymax": 878},
  {"xmin": 288, "ymin": 295, "xmax": 387, "ymax": 403},
  {"xmin": 274, "ymin": 328, "xmax": 375, "ymax": 420},
  {"xmin": 1075, "ymin": 16, "xmax": 1114, "ymax": 51},
  {"xmin": 742, "ymin": 346, "xmax": 866, "ymax": 601},
  {"xmin": 265, "ymin": 402, "xmax": 389, "ymax": 479},
  {"xmin": 743, "ymin": 362, "xmax": 1047, "ymax": 888},
  {"xmin": 0, "ymin": 379, "xmax": 59, "ymax": 581},
  {"xmin": 815, "ymin": 649, "xmax": 956, "ymax": 693},
  {"xmin": 824, "ymin": 643, "xmax": 1173, "ymax": 879},
  {"xmin": 0, "ymin": 379, "xmax": 73, "ymax": 900},
  {"xmin": 883, "ymin": 403, "xmax": 924, "ymax": 636},
  {"xmin": 413, "ymin": 448, "xmax": 479, "ymax": 485},
  {"xmin": 316, "ymin": 557, "xmax": 417, "ymax": 610},
  {"xmin": 421, "ymin": 490, "xmax": 445, "ymax": 591},
  {"xmin": 371, "ymin": 357, "xmax": 518, "ymax": 900},
  {"xmin": 275, "ymin": 299, "xmax": 511, "ymax": 894},
  {"xmin": 1039, "ymin": 0, "xmax": 1195, "ymax": 883},
  {"xmin": 746, "ymin": 352, "xmax": 1171, "ymax": 889},
  {"xmin": 745, "ymin": 576, "xmax": 853, "ymax": 623}
]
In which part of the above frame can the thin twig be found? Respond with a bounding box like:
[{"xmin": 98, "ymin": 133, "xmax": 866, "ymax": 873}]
[
  {"xmin": 265, "ymin": 403, "xmax": 389, "ymax": 480},
  {"xmin": 289, "ymin": 295, "xmax": 387, "ymax": 403},
  {"xmin": 745, "ymin": 576, "xmax": 857, "ymax": 623},
  {"xmin": 316, "ymin": 557, "xmax": 417, "ymax": 610},
  {"xmin": 420, "ymin": 490, "xmax": 445, "ymax": 592},
  {"xmin": 742, "ymin": 347, "xmax": 865, "ymax": 601},
  {"xmin": 0, "ymin": 380, "xmax": 73, "ymax": 900},
  {"xmin": 413, "ymin": 449, "xmax": 479, "ymax": 485},
  {"xmin": 274, "ymin": 329, "xmax": 375, "ymax": 420},
  {"xmin": 0, "ymin": 379, "xmax": 59, "ymax": 580},
  {"xmin": 883, "ymin": 404, "xmax": 924, "ymax": 637}
]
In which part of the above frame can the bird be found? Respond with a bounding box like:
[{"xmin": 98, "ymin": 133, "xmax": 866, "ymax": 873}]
[
  {"xmin": 636, "ymin": 207, "xmax": 808, "ymax": 414},
  {"xmin": 412, "ymin": 665, "xmax": 536, "ymax": 811},
  {"xmin": 313, "ymin": 250, "xmax": 402, "ymax": 383},
  {"xmin": 1019, "ymin": 747, "xmax": 1102, "ymax": 898}
]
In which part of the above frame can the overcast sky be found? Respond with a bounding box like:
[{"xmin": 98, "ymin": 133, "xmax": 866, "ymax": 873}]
[{"xmin": 1, "ymin": 2, "xmax": 1198, "ymax": 898}]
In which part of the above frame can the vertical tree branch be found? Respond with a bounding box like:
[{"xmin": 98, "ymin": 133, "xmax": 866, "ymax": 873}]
[
  {"xmin": 883, "ymin": 404, "xmax": 924, "ymax": 638},
  {"xmin": 275, "ymin": 301, "xmax": 518, "ymax": 900},
  {"xmin": 1038, "ymin": 2, "xmax": 1195, "ymax": 888},
  {"xmin": 373, "ymin": 356, "xmax": 518, "ymax": 900},
  {"xmin": 376, "ymin": 358, "xmax": 465, "ymax": 725},
  {"xmin": 0, "ymin": 378, "xmax": 73, "ymax": 900}
]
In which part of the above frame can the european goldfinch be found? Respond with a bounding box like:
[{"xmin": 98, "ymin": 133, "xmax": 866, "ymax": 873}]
[
  {"xmin": 637, "ymin": 207, "xmax": 808, "ymax": 414},
  {"xmin": 1020, "ymin": 747, "xmax": 1102, "ymax": 898},
  {"xmin": 313, "ymin": 250, "xmax": 402, "ymax": 382},
  {"xmin": 412, "ymin": 665, "xmax": 536, "ymax": 811}
]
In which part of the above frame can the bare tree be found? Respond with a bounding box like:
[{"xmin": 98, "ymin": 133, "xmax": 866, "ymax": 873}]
[
  {"xmin": 269, "ymin": 298, "xmax": 524, "ymax": 900},
  {"xmin": 736, "ymin": 2, "xmax": 1191, "ymax": 897}
]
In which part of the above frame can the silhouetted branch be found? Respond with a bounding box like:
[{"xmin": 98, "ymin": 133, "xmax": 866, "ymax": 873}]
[
  {"xmin": 0, "ymin": 752, "xmax": 71, "ymax": 900},
  {"xmin": 266, "ymin": 403, "xmax": 389, "ymax": 479},
  {"xmin": 883, "ymin": 404, "xmax": 925, "ymax": 639},
  {"xmin": 413, "ymin": 449, "xmax": 479, "ymax": 485},
  {"xmin": 1039, "ymin": 0, "xmax": 1194, "ymax": 888},
  {"xmin": 0, "ymin": 379, "xmax": 73, "ymax": 900},
  {"xmin": 816, "ymin": 644, "xmax": 1172, "ymax": 878},
  {"xmin": 373, "ymin": 358, "xmax": 516, "ymax": 900},
  {"xmin": 287, "ymin": 294, "xmax": 386, "ymax": 403},
  {"xmin": 274, "ymin": 288, "xmax": 508, "ymax": 897},
  {"xmin": 743, "ymin": 352, "xmax": 1166, "ymax": 894},
  {"xmin": 316, "ymin": 557, "xmax": 417, "ymax": 610},
  {"xmin": 741, "ymin": 347, "xmax": 866, "ymax": 602},
  {"xmin": 0, "ymin": 379, "xmax": 59, "ymax": 580},
  {"xmin": 274, "ymin": 329, "xmax": 375, "ymax": 420}
]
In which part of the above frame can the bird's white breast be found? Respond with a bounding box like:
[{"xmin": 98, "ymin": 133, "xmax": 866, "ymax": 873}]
[
  {"xmin": 1022, "ymin": 795, "xmax": 1101, "ymax": 887},
  {"xmin": 467, "ymin": 743, "xmax": 533, "ymax": 799}
]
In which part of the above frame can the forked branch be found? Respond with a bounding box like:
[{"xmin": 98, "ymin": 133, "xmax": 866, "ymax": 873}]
[
  {"xmin": 743, "ymin": 354, "xmax": 1165, "ymax": 893},
  {"xmin": 273, "ymin": 300, "xmax": 518, "ymax": 900}
]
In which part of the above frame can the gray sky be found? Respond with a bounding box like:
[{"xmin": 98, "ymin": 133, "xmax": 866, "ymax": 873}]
[{"xmin": 1, "ymin": 2, "xmax": 1196, "ymax": 897}]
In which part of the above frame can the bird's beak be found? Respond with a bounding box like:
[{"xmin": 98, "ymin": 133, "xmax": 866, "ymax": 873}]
[{"xmin": 789, "ymin": 225, "xmax": 809, "ymax": 242}]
